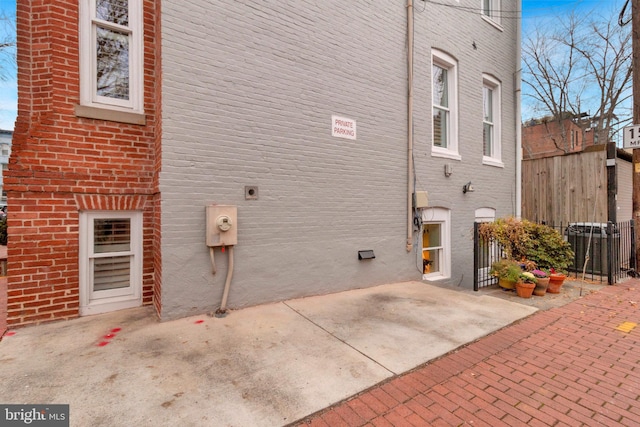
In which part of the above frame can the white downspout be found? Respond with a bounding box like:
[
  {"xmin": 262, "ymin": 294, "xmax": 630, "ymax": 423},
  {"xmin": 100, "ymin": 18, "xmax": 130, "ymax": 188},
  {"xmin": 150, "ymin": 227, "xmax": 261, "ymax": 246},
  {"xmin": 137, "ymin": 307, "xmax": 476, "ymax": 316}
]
[
  {"xmin": 406, "ymin": 0, "xmax": 414, "ymax": 251},
  {"xmin": 515, "ymin": 0, "xmax": 522, "ymax": 218}
]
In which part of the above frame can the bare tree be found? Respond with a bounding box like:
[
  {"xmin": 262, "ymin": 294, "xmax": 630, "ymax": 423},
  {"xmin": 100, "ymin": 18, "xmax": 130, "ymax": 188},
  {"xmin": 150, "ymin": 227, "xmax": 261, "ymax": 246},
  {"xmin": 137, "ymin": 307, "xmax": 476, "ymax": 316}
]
[
  {"xmin": 522, "ymin": 6, "xmax": 632, "ymax": 148},
  {"xmin": 0, "ymin": 11, "xmax": 15, "ymax": 82}
]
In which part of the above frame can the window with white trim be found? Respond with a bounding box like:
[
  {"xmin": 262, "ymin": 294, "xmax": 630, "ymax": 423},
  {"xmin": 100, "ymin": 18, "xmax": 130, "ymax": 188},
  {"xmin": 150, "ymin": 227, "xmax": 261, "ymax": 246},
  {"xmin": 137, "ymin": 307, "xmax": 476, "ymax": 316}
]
[
  {"xmin": 79, "ymin": 0, "xmax": 144, "ymax": 115},
  {"xmin": 481, "ymin": 0, "xmax": 502, "ymax": 25},
  {"xmin": 421, "ymin": 208, "xmax": 451, "ymax": 280},
  {"xmin": 482, "ymin": 74, "xmax": 502, "ymax": 166},
  {"xmin": 432, "ymin": 50, "xmax": 459, "ymax": 160},
  {"xmin": 79, "ymin": 211, "xmax": 143, "ymax": 315}
]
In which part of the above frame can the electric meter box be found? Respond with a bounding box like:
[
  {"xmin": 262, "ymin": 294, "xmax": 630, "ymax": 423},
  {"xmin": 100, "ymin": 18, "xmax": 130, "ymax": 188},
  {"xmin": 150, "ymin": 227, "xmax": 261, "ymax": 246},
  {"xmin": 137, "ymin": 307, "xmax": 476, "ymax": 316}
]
[{"xmin": 206, "ymin": 205, "xmax": 237, "ymax": 247}]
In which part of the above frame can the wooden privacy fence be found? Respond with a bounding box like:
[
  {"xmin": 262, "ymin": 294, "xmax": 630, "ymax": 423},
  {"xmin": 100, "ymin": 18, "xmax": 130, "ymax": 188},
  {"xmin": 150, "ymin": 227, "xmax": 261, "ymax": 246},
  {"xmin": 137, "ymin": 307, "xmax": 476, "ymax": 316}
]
[
  {"xmin": 473, "ymin": 220, "xmax": 636, "ymax": 290},
  {"xmin": 522, "ymin": 149, "xmax": 607, "ymax": 225}
]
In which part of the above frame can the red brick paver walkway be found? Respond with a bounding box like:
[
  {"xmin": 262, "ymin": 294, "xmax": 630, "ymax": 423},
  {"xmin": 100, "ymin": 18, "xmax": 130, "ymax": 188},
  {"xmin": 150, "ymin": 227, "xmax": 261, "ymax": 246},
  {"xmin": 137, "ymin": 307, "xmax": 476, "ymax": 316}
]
[{"xmin": 294, "ymin": 281, "xmax": 640, "ymax": 426}]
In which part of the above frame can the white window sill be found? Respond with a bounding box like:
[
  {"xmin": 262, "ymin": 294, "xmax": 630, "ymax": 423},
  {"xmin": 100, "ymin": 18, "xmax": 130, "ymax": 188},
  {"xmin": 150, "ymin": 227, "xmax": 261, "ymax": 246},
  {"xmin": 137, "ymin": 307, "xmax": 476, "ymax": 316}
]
[
  {"xmin": 482, "ymin": 157, "xmax": 504, "ymax": 168},
  {"xmin": 75, "ymin": 104, "xmax": 146, "ymax": 125},
  {"xmin": 481, "ymin": 16, "xmax": 504, "ymax": 32},
  {"xmin": 423, "ymin": 273, "xmax": 449, "ymax": 281},
  {"xmin": 431, "ymin": 148, "xmax": 461, "ymax": 161}
]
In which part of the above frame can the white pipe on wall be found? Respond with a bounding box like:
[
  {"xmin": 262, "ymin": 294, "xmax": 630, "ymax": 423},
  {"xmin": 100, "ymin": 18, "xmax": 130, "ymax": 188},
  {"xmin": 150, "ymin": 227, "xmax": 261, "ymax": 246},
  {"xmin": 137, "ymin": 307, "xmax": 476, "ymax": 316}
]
[
  {"xmin": 515, "ymin": 0, "xmax": 522, "ymax": 218},
  {"xmin": 406, "ymin": 0, "xmax": 414, "ymax": 251}
]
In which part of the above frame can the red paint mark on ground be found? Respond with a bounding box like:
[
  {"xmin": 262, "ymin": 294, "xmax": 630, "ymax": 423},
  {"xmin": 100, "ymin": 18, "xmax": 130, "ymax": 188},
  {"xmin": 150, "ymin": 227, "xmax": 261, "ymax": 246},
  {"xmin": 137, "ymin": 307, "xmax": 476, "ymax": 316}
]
[
  {"xmin": 97, "ymin": 341, "xmax": 110, "ymax": 347},
  {"xmin": 104, "ymin": 333, "xmax": 115, "ymax": 339},
  {"xmin": 195, "ymin": 320, "xmax": 204, "ymax": 324},
  {"xmin": 4, "ymin": 331, "xmax": 15, "ymax": 337},
  {"xmin": 111, "ymin": 328, "xmax": 122, "ymax": 333}
]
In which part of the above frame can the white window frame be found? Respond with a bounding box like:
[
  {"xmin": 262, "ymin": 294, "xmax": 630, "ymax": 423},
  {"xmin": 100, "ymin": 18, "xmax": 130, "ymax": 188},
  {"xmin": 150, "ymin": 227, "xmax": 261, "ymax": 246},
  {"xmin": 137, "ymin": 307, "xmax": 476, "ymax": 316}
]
[
  {"xmin": 78, "ymin": 0, "xmax": 144, "ymax": 116},
  {"xmin": 431, "ymin": 50, "xmax": 460, "ymax": 161},
  {"xmin": 79, "ymin": 210, "xmax": 143, "ymax": 316},
  {"xmin": 481, "ymin": 0, "xmax": 503, "ymax": 30},
  {"xmin": 421, "ymin": 208, "xmax": 451, "ymax": 280},
  {"xmin": 482, "ymin": 74, "xmax": 503, "ymax": 167}
]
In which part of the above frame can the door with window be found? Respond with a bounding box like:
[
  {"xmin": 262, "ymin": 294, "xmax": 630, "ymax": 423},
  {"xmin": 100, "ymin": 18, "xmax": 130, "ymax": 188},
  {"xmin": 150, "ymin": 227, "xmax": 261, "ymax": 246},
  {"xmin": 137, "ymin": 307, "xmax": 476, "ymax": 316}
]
[
  {"xmin": 421, "ymin": 208, "xmax": 450, "ymax": 280},
  {"xmin": 475, "ymin": 208, "xmax": 497, "ymax": 284},
  {"xmin": 422, "ymin": 223, "xmax": 442, "ymax": 275},
  {"xmin": 79, "ymin": 211, "xmax": 142, "ymax": 315}
]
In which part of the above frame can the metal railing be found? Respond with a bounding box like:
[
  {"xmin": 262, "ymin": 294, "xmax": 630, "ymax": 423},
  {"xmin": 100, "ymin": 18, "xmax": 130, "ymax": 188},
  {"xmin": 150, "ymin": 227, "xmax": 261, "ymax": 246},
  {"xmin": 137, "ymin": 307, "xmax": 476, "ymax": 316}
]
[{"xmin": 473, "ymin": 220, "xmax": 636, "ymax": 290}]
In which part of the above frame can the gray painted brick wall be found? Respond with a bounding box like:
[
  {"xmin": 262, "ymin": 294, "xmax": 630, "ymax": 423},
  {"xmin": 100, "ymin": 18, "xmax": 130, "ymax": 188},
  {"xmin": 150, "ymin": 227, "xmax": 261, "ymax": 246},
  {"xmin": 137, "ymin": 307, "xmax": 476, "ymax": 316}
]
[
  {"xmin": 160, "ymin": 0, "xmax": 519, "ymax": 319},
  {"xmin": 411, "ymin": 2, "xmax": 520, "ymax": 290}
]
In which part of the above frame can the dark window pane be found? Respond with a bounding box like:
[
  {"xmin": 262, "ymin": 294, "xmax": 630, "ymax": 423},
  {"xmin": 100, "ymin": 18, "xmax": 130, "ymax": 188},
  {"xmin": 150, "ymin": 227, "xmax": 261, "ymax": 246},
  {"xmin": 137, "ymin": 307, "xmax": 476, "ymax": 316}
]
[
  {"xmin": 96, "ymin": 27, "xmax": 130, "ymax": 100},
  {"xmin": 433, "ymin": 108, "xmax": 447, "ymax": 148},
  {"xmin": 483, "ymin": 87, "xmax": 492, "ymax": 122},
  {"xmin": 94, "ymin": 218, "xmax": 131, "ymax": 253},
  {"xmin": 93, "ymin": 256, "xmax": 131, "ymax": 291},
  {"xmin": 97, "ymin": 0, "xmax": 129, "ymax": 26},
  {"xmin": 432, "ymin": 66, "xmax": 448, "ymax": 108},
  {"xmin": 483, "ymin": 123, "xmax": 493, "ymax": 156}
]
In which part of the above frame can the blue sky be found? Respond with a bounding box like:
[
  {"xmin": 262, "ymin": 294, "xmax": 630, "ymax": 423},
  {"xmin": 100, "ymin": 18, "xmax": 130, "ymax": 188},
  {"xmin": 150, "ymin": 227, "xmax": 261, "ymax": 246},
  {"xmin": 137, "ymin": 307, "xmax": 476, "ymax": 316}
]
[
  {"xmin": 522, "ymin": 0, "xmax": 620, "ymax": 18},
  {"xmin": 0, "ymin": 0, "xmax": 630, "ymax": 131},
  {"xmin": 521, "ymin": 0, "xmax": 629, "ymax": 127}
]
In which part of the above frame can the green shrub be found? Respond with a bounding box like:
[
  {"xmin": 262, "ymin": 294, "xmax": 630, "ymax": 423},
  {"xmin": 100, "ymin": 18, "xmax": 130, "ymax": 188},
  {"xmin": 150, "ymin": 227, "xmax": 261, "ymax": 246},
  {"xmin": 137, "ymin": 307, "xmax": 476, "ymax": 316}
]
[
  {"xmin": 480, "ymin": 217, "xmax": 573, "ymax": 272},
  {"xmin": 523, "ymin": 221, "xmax": 573, "ymax": 272},
  {"xmin": 490, "ymin": 259, "xmax": 523, "ymax": 282}
]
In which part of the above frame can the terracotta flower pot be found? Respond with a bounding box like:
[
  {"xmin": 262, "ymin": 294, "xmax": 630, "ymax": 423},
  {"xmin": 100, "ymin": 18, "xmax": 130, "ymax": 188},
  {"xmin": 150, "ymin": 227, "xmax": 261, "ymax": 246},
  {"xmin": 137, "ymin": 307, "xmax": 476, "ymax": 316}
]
[
  {"xmin": 515, "ymin": 281, "xmax": 536, "ymax": 298},
  {"xmin": 547, "ymin": 274, "xmax": 566, "ymax": 294},
  {"xmin": 533, "ymin": 277, "xmax": 550, "ymax": 296}
]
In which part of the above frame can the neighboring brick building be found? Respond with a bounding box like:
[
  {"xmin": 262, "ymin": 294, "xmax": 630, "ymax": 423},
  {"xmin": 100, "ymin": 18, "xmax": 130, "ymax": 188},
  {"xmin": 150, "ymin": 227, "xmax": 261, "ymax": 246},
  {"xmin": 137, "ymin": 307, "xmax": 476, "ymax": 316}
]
[
  {"xmin": 5, "ymin": 0, "xmax": 521, "ymax": 327},
  {"xmin": 522, "ymin": 116, "xmax": 597, "ymax": 160},
  {"xmin": 6, "ymin": 0, "xmax": 160, "ymax": 326}
]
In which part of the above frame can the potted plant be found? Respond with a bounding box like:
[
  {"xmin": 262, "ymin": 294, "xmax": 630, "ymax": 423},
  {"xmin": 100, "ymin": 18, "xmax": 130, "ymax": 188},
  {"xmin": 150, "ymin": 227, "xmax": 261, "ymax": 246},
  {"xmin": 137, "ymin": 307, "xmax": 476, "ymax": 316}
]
[
  {"xmin": 490, "ymin": 259, "xmax": 523, "ymax": 290},
  {"xmin": 480, "ymin": 218, "xmax": 574, "ymax": 294},
  {"xmin": 516, "ymin": 272, "xmax": 537, "ymax": 298},
  {"xmin": 531, "ymin": 269, "xmax": 549, "ymax": 296},
  {"xmin": 547, "ymin": 268, "xmax": 567, "ymax": 293}
]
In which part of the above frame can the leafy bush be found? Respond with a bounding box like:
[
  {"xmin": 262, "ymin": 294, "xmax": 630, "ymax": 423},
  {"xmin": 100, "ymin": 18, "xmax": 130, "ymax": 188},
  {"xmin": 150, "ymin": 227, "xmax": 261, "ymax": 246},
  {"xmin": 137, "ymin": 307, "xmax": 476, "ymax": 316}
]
[
  {"xmin": 490, "ymin": 259, "xmax": 523, "ymax": 282},
  {"xmin": 480, "ymin": 217, "xmax": 573, "ymax": 272},
  {"xmin": 523, "ymin": 221, "xmax": 573, "ymax": 272},
  {"xmin": 479, "ymin": 217, "xmax": 530, "ymax": 260}
]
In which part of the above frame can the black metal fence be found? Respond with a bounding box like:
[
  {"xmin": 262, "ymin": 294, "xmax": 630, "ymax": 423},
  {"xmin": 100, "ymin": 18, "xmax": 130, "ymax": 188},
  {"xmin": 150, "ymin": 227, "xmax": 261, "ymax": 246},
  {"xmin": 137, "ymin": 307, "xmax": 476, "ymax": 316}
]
[{"xmin": 473, "ymin": 220, "xmax": 636, "ymax": 290}]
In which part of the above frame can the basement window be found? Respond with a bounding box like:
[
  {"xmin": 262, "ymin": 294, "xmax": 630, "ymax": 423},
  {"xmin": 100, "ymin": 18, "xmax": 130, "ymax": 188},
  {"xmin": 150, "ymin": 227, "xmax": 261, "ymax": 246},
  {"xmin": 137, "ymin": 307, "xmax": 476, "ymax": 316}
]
[{"xmin": 79, "ymin": 211, "xmax": 143, "ymax": 315}]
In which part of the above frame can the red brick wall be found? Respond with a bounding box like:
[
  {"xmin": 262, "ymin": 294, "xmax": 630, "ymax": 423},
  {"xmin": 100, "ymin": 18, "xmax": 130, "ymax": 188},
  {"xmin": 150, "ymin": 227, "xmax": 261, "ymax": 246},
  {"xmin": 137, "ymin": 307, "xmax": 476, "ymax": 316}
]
[
  {"xmin": 152, "ymin": 0, "xmax": 163, "ymax": 318},
  {"xmin": 522, "ymin": 119, "xmax": 591, "ymax": 160},
  {"xmin": 6, "ymin": 0, "xmax": 160, "ymax": 326}
]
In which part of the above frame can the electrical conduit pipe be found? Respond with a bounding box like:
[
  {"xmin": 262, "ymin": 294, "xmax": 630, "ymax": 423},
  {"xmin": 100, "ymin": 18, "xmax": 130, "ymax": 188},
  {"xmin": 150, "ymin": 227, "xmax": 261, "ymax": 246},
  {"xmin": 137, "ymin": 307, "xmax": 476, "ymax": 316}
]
[{"xmin": 214, "ymin": 245, "xmax": 234, "ymax": 317}]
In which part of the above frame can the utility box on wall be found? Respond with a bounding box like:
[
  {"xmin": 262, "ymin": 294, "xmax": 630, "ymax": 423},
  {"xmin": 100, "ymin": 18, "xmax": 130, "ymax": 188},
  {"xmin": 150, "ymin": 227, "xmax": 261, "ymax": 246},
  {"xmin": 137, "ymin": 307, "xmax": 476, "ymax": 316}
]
[
  {"xmin": 414, "ymin": 191, "xmax": 429, "ymax": 209},
  {"xmin": 206, "ymin": 205, "xmax": 238, "ymax": 247}
]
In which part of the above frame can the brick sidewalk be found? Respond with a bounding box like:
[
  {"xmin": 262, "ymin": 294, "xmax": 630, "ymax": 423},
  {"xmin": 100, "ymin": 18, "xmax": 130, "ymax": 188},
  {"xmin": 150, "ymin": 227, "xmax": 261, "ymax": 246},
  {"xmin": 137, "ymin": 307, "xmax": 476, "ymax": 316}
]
[{"xmin": 293, "ymin": 280, "xmax": 640, "ymax": 426}]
